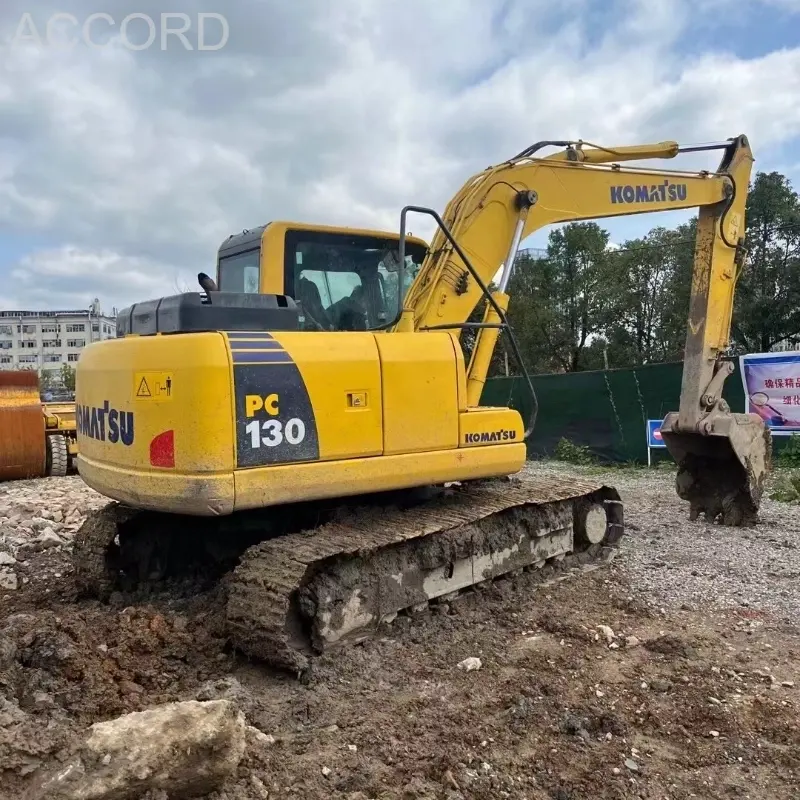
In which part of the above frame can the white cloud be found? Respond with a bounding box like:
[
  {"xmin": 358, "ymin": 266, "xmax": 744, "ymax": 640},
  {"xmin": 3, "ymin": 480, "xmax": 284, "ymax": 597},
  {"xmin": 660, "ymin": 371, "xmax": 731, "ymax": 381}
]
[
  {"xmin": 7, "ymin": 246, "xmax": 180, "ymax": 313},
  {"xmin": 0, "ymin": 0, "xmax": 799, "ymax": 312}
]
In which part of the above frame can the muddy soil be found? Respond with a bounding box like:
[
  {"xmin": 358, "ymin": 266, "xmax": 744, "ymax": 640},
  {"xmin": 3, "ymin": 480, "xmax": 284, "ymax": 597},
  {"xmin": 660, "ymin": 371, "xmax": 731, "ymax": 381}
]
[{"xmin": 1, "ymin": 466, "xmax": 799, "ymax": 799}]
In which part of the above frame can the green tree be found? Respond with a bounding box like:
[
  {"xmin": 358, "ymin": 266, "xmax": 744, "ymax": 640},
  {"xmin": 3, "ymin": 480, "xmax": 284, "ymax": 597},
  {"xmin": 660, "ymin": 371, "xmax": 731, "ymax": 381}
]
[
  {"xmin": 506, "ymin": 223, "xmax": 612, "ymax": 373},
  {"xmin": 60, "ymin": 363, "xmax": 76, "ymax": 392},
  {"xmin": 38, "ymin": 369, "xmax": 59, "ymax": 391},
  {"xmin": 601, "ymin": 222, "xmax": 697, "ymax": 367},
  {"xmin": 732, "ymin": 171, "xmax": 800, "ymax": 353}
]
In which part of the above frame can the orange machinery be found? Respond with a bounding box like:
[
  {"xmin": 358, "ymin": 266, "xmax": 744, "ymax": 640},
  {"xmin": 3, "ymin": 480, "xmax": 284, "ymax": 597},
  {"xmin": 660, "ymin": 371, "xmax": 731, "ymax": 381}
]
[{"xmin": 0, "ymin": 371, "xmax": 76, "ymax": 480}]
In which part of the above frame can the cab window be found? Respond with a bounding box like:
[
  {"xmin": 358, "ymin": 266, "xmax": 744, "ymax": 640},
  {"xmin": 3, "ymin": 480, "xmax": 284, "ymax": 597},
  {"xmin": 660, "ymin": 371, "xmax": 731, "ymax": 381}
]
[
  {"xmin": 217, "ymin": 249, "xmax": 260, "ymax": 293},
  {"xmin": 284, "ymin": 230, "xmax": 425, "ymax": 331}
]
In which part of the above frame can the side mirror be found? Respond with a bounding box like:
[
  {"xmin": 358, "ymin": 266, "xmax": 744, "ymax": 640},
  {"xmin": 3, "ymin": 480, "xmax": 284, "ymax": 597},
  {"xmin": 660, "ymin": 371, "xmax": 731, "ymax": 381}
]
[{"xmin": 198, "ymin": 272, "xmax": 218, "ymax": 292}]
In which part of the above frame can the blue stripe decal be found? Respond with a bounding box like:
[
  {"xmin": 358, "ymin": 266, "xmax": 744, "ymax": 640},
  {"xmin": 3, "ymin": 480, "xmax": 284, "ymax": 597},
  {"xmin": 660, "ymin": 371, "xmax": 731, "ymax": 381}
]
[
  {"xmin": 232, "ymin": 350, "xmax": 293, "ymax": 364},
  {"xmin": 743, "ymin": 355, "xmax": 800, "ymax": 365},
  {"xmin": 226, "ymin": 332, "xmax": 274, "ymax": 341},
  {"xmin": 230, "ymin": 340, "xmax": 284, "ymax": 350}
]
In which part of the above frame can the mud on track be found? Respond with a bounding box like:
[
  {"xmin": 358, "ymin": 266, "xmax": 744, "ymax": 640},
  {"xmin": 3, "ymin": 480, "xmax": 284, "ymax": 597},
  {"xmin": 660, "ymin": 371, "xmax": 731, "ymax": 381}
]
[{"xmin": 1, "ymin": 465, "xmax": 799, "ymax": 799}]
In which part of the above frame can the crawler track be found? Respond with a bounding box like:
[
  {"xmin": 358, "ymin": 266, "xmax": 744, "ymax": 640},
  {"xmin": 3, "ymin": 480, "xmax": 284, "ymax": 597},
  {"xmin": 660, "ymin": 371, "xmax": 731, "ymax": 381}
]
[{"xmin": 72, "ymin": 474, "xmax": 623, "ymax": 673}]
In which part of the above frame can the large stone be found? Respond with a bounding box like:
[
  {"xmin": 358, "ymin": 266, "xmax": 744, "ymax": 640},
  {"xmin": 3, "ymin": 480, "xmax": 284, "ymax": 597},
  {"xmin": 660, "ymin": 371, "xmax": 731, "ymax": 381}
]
[
  {"xmin": 0, "ymin": 570, "xmax": 18, "ymax": 591},
  {"xmin": 32, "ymin": 700, "xmax": 246, "ymax": 800}
]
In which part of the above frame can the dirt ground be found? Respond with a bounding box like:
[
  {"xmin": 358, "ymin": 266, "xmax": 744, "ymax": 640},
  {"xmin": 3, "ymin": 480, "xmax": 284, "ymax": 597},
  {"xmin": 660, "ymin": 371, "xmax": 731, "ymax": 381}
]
[{"xmin": 1, "ymin": 463, "xmax": 799, "ymax": 799}]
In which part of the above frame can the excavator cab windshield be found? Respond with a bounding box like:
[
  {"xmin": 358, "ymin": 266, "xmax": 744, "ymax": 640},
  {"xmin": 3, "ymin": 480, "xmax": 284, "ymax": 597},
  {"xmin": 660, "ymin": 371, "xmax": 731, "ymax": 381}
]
[{"xmin": 216, "ymin": 225, "xmax": 427, "ymax": 332}]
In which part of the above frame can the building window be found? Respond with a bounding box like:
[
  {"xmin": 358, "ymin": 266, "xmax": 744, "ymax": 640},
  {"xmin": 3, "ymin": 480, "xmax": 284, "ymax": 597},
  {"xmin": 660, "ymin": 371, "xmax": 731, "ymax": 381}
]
[
  {"xmin": 67, "ymin": 339, "xmax": 85, "ymax": 348},
  {"xmin": 66, "ymin": 324, "xmax": 85, "ymax": 333},
  {"xmin": 44, "ymin": 354, "xmax": 62, "ymax": 363},
  {"xmin": 18, "ymin": 340, "xmax": 37, "ymax": 349},
  {"xmin": 68, "ymin": 353, "xmax": 80, "ymax": 362},
  {"xmin": 0, "ymin": 356, "xmax": 11, "ymax": 364},
  {"xmin": 41, "ymin": 325, "xmax": 58, "ymax": 334},
  {"xmin": 0, "ymin": 342, "xmax": 11, "ymax": 350},
  {"xmin": 0, "ymin": 326, "xmax": 12, "ymax": 335},
  {"xmin": 92, "ymin": 323, "xmax": 100, "ymax": 332},
  {"xmin": 17, "ymin": 325, "xmax": 36, "ymax": 334},
  {"xmin": 18, "ymin": 355, "xmax": 37, "ymax": 363}
]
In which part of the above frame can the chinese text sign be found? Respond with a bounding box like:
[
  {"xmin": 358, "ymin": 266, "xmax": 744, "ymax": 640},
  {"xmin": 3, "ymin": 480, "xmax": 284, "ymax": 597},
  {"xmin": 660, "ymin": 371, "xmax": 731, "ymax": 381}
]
[{"xmin": 739, "ymin": 352, "xmax": 800, "ymax": 435}]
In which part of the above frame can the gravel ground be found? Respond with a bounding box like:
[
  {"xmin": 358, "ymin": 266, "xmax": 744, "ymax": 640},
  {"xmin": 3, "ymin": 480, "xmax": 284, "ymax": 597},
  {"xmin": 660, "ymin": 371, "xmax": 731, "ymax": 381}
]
[
  {"xmin": 1, "ymin": 464, "xmax": 800, "ymax": 799},
  {"xmin": 528, "ymin": 462, "xmax": 800, "ymax": 621}
]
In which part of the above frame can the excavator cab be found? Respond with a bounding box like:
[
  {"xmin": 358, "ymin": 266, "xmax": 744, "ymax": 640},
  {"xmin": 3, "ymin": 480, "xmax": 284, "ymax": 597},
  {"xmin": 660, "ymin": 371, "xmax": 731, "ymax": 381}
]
[{"xmin": 214, "ymin": 222, "xmax": 428, "ymax": 332}]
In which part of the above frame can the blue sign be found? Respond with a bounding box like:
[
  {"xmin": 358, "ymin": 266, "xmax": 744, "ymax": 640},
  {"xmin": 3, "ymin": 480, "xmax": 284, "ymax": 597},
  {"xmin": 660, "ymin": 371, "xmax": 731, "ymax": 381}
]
[{"xmin": 647, "ymin": 419, "xmax": 666, "ymax": 449}]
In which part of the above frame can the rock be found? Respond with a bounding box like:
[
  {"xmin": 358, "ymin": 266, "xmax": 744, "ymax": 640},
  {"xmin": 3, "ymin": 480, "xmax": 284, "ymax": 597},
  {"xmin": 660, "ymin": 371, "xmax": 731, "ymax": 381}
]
[
  {"xmin": 33, "ymin": 692, "xmax": 56, "ymax": 711},
  {"xmin": 35, "ymin": 528, "xmax": 64, "ymax": 548},
  {"xmin": 624, "ymin": 758, "xmax": 639, "ymax": 772},
  {"xmin": 118, "ymin": 681, "xmax": 145, "ymax": 696},
  {"xmin": 457, "ymin": 657, "xmax": 482, "ymax": 672},
  {"xmin": 34, "ymin": 699, "xmax": 246, "ymax": 800},
  {"xmin": 782, "ymin": 681, "xmax": 794, "ymax": 688},
  {"xmin": 322, "ymin": 766, "xmax": 332, "ymax": 777},
  {"xmin": 598, "ymin": 625, "xmax": 615, "ymax": 644},
  {"xmin": 246, "ymin": 726, "xmax": 275, "ymax": 749},
  {"xmin": 0, "ymin": 635, "xmax": 17, "ymax": 670},
  {"xmin": 709, "ymin": 730, "xmax": 720, "ymax": 737},
  {"xmin": 0, "ymin": 551, "xmax": 16, "ymax": 566},
  {"xmin": 250, "ymin": 775, "xmax": 270, "ymax": 799},
  {"xmin": 0, "ymin": 696, "xmax": 28, "ymax": 729},
  {"xmin": 196, "ymin": 677, "xmax": 244, "ymax": 703},
  {"xmin": 559, "ymin": 713, "xmax": 590, "ymax": 742},
  {"xmin": 0, "ymin": 570, "xmax": 18, "ymax": 591},
  {"xmin": 625, "ymin": 635, "xmax": 641, "ymax": 648}
]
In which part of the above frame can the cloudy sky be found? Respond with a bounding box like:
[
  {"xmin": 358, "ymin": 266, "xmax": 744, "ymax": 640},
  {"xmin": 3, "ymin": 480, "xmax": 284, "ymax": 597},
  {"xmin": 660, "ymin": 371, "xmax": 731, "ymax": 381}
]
[{"xmin": 0, "ymin": 0, "xmax": 799, "ymax": 314}]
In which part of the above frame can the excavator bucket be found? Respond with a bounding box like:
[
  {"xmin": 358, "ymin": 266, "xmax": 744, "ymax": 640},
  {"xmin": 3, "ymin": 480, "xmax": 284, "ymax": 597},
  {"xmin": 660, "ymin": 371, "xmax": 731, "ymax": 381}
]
[
  {"xmin": 0, "ymin": 370, "xmax": 46, "ymax": 482},
  {"xmin": 660, "ymin": 410, "xmax": 771, "ymax": 527}
]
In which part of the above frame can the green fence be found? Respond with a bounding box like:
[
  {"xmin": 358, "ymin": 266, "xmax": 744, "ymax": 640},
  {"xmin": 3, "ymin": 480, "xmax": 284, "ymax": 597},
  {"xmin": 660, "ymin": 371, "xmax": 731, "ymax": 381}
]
[{"xmin": 480, "ymin": 360, "xmax": 753, "ymax": 464}]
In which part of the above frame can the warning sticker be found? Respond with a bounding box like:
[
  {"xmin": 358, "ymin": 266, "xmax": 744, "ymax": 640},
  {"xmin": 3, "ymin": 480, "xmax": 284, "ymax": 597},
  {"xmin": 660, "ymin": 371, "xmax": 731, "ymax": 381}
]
[{"xmin": 133, "ymin": 371, "xmax": 174, "ymax": 401}]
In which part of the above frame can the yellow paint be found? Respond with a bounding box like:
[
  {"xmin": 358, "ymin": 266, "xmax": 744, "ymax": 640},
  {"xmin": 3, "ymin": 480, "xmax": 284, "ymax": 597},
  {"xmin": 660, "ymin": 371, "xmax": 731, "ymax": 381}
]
[
  {"xmin": 78, "ymin": 452, "xmax": 236, "ymax": 515},
  {"xmin": 256, "ymin": 221, "xmax": 430, "ymax": 296},
  {"xmin": 77, "ymin": 333, "xmax": 234, "ymax": 476},
  {"xmin": 466, "ymin": 292, "xmax": 509, "ymax": 407},
  {"xmin": 374, "ymin": 332, "xmax": 460, "ymax": 455},
  {"xmin": 266, "ymin": 331, "xmax": 383, "ymax": 461},
  {"xmin": 133, "ymin": 371, "xmax": 174, "ymax": 401},
  {"xmin": 401, "ymin": 137, "xmax": 753, "ymax": 400},
  {"xmin": 245, "ymin": 393, "xmax": 280, "ymax": 417},
  {"xmin": 76, "ymin": 134, "xmax": 758, "ymax": 518},
  {"xmin": 460, "ymin": 407, "xmax": 524, "ymax": 448},
  {"xmin": 78, "ymin": 442, "xmax": 526, "ymax": 516}
]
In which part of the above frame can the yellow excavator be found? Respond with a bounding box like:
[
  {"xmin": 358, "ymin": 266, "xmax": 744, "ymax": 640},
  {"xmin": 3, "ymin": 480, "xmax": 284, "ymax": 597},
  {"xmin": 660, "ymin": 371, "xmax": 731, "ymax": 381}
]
[{"xmin": 71, "ymin": 134, "xmax": 770, "ymax": 673}]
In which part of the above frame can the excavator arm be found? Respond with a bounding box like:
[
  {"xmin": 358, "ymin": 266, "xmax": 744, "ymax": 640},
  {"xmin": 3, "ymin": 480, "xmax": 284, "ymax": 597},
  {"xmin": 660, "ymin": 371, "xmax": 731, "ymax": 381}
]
[{"xmin": 396, "ymin": 135, "xmax": 769, "ymax": 525}]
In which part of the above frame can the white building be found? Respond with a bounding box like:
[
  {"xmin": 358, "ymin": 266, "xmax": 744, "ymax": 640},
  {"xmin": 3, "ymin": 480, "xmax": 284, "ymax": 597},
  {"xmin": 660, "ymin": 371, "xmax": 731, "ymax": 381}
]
[
  {"xmin": 0, "ymin": 299, "xmax": 116, "ymax": 381},
  {"xmin": 771, "ymin": 338, "xmax": 800, "ymax": 353}
]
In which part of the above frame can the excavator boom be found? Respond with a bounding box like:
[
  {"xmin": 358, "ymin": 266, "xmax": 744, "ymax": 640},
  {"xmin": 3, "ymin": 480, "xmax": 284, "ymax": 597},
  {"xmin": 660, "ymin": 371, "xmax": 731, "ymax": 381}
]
[{"xmin": 396, "ymin": 134, "xmax": 768, "ymax": 524}]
